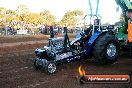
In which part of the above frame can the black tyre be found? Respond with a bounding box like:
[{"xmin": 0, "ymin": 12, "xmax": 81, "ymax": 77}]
[
  {"xmin": 44, "ymin": 61, "xmax": 56, "ymax": 75},
  {"xmin": 33, "ymin": 58, "xmax": 42, "ymax": 70},
  {"xmin": 93, "ymin": 32, "xmax": 119, "ymax": 65}
]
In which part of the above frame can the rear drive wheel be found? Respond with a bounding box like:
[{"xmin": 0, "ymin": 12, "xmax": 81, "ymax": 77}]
[{"xmin": 93, "ymin": 32, "xmax": 119, "ymax": 65}]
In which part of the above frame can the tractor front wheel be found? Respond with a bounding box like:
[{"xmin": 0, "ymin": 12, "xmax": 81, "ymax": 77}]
[
  {"xmin": 33, "ymin": 58, "xmax": 43, "ymax": 70},
  {"xmin": 44, "ymin": 61, "xmax": 57, "ymax": 75}
]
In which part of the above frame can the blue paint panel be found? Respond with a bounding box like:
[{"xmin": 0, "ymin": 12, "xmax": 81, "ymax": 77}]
[
  {"xmin": 85, "ymin": 31, "xmax": 102, "ymax": 54},
  {"xmin": 56, "ymin": 53, "xmax": 84, "ymax": 63}
]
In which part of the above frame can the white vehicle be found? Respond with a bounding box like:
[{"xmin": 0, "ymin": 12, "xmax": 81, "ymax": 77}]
[{"xmin": 17, "ymin": 30, "xmax": 28, "ymax": 35}]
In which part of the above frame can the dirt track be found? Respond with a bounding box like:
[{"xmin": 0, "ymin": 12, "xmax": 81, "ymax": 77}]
[
  {"xmin": 0, "ymin": 42, "xmax": 132, "ymax": 88},
  {"xmin": 0, "ymin": 35, "xmax": 49, "ymax": 43}
]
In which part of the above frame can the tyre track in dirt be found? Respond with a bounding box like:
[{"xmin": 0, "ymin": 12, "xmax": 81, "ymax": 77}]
[
  {"xmin": 0, "ymin": 51, "xmax": 46, "ymax": 88},
  {"xmin": 0, "ymin": 49, "xmax": 34, "ymax": 62},
  {"xmin": 0, "ymin": 54, "xmax": 33, "ymax": 72},
  {"xmin": 0, "ymin": 53, "xmax": 34, "ymax": 72}
]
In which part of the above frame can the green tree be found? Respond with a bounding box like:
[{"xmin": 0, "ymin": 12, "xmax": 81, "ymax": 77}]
[
  {"xmin": 16, "ymin": 5, "xmax": 30, "ymax": 14},
  {"xmin": 40, "ymin": 10, "xmax": 55, "ymax": 25},
  {"xmin": 24, "ymin": 13, "xmax": 42, "ymax": 24},
  {"xmin": 16, "ymin": 5, "xmax": 30, "ymax": 21},
  {"xmin": 0, "ymin": 7, "xmax": 6, "ymax": 20},
  {"xmin": 115, "ymin": 0, "xmax": 128, "ymax": 33},
  {"xmin": 0, "ymin": 7, "xmax": 7, "ymax": 13},
  {"xmin": 60, "ymin": 10, "xmax": 83, "ymax": 27},
  {"xmin": 5, "ymin": 9, "xmax": 16, "ymax": 23},
  {"xmin": 6, "ymin": 9, "xmax": 16, "ymax": 15}
]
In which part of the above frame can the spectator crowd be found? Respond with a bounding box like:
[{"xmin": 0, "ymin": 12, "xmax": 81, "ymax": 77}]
[{"xmin": 0, "ymin": 20, "xmax": 83, "ymax": 36}]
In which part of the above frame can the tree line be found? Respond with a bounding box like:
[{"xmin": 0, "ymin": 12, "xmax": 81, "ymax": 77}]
[{"xmin": 0, "ymin": 5, "xmax": 83, "ymax": 27}]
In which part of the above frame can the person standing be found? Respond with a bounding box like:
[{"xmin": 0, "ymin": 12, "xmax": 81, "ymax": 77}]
[{"xmin": 127, "ymin": 9, "xmax": 132, "ymax": 58}]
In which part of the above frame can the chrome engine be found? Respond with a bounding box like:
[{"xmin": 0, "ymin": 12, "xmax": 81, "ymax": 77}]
[{"xmin": 35, "ymin": 37, "xmax": 72, "ymax": 61}]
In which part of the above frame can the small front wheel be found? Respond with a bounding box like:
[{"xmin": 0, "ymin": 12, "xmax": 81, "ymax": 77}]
[
  {"xmin": 33, "ymin": 58, "xmax": 43, "ymax": 70},
  {"xmin": 45, "ymin": 61, "xmax": 57, "ymax": 75}
]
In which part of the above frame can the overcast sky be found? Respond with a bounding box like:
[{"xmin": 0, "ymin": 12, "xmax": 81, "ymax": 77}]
[{"xmin": 0, "ymin": 0, "xmax": 122, "ymax": 24}]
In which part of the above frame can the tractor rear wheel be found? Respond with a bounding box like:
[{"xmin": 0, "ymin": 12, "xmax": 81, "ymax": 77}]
[{"xmin": 93, "ymin": 32, "xmax": 119, "ymax": 65}]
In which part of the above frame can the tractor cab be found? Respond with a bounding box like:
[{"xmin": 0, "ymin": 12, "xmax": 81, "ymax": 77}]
[
  {"xmin": 83, "ymin": 14, "xmax": 102, "ymax": 38},
  {"xmin": 84, "ymin": 14, "xmax": 115, "ymax": 37}
]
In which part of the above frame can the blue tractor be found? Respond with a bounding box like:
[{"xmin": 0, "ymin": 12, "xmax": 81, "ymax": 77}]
[{"xmin": 33, "ymin": 14, "xmax": 120, "ymax": 74}]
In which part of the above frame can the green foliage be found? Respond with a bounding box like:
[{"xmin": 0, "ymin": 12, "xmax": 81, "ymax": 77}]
[
  {"xmin": 0, "ymin": 7, "xmax": 6, "ymax": 13},
  {"xmin": 115, "ymin": 0, "xmax": 128, "ymax": 33},
  {"xmin": 40, "ymin": 10, "xmax": 55, "ymax": 25},
  {"xmin": 0, "ymin": 5, "xmax": 83, "ymax": 27},
  {"xmin": 6, "ymin": 9, "xmax": 16, "ymax": 15},
  {"xmin": 60, "ymin": 10, "xmax": 83, "ymax": 27},
  {"xmin": 16, "ymin": 5, "xmax": 30, "ymax": 15}
]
